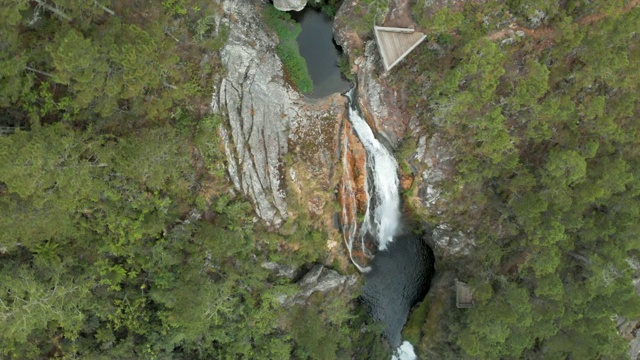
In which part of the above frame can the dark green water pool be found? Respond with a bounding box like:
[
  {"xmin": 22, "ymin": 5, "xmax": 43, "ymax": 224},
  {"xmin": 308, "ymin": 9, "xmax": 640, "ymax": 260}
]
[{"xmin": 291, "ymin": 8, "xmax": 351, "ymax": 98}]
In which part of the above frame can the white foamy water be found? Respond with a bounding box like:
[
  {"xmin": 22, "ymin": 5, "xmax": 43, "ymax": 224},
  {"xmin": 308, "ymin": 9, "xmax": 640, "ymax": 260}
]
[
  {"xmin": 345, "ymin": 95, "xmax": 401, "ymax": 250},
  {"xmin": 392, "ymin": 341, "xmax": 417, "ymax": 360},
  {"xmin": 343, "ymin": 94, "xmax": 421, "ymax": 360}
]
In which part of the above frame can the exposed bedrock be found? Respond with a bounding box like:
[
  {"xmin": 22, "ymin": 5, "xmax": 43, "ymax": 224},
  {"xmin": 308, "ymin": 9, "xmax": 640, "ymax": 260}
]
[
  {"xmin": 214, "ymin": 0, "xmax": 346, "ymax": 227},
  {"xmin": 215, "ymin": 0, "xmax": 293, "ymax": 227}
]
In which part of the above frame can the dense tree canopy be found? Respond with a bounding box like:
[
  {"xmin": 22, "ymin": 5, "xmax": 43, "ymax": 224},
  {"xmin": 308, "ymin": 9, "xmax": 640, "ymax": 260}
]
[
  {"xmin": 3, "ymin": 0, "xmax": 640, "ymax": 358},
  {"xmin": 402, "ymin": 0, "xmax": 640, "ymax": 358},
  {"xmin": 0, "ymin": 1, "xmax": 388, "ymax": 358}
]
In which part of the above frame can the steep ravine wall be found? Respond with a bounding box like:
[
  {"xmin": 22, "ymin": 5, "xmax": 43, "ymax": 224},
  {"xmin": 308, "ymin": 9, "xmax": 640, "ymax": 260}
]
[
  {"xmin": 333, "ymin": 1, "xmax": 467, "ymax": 255},
  {"xmin": 333, "ymin": 2, "xmax": 477, "ymax": 355}
]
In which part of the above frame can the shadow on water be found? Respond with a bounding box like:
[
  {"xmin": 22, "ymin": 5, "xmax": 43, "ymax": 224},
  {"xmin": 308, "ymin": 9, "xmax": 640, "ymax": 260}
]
[
  {"xmin": 361, "ymin": 233, "xmax": 435, "ymax": 347},
  {"xmin": 290, "ymin": 8, "xmax": 351, "ymax": 98}
]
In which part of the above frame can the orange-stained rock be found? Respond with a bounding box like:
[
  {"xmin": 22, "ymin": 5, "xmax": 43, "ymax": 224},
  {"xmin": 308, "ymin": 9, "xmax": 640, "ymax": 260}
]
[
  {"xmin": 400, "ymin": 172, "xmax": 414, "ymax": 192},
  {"xmin": 338, "ymin": 119, "xmax": 379, "ymax": 269},
  {"xmin": 342, "ymin": 120, "xmax": 368, "ymax": 215}
]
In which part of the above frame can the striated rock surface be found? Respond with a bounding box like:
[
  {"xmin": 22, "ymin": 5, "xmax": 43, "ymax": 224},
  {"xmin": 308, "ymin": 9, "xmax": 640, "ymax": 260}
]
[
  {"xmin": 273, "ymin": 0, "xmax": 307, "ymax": 12},
  {"xmin": 215, "ymin": 1, "xmax": 349, "ymax": 230},
  {"xmin": 338, "ymin": 119, "xmax": 372, "ymax": 269},
  {"xmin": 215, "ymin": 0, "xmax": 299, "ymax": 227}
]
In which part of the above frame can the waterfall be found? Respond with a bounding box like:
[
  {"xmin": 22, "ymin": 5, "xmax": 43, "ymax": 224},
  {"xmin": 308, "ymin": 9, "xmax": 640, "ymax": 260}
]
[
  {"xmin": 342, "ymin": 90, "xmax": 417, "ymax": 360},
  {"xmin": 345, "ymin": 89, "xmax": 401, "ymax": 251}
]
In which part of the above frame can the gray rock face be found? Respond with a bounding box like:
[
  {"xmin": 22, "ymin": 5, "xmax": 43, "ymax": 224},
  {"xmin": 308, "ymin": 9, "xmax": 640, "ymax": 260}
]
[
  {"xmin": 285, "ymin": 265, "xmax": 357, "ymax": 305},
  {"xmin": 412, "ymin": 133, "xmax": 475, "ymax": 257},
  {"xmin": 431, "ymin": 224, "xmax": 475, "ymax": 257},
  {"xmin": 334, "ymin": 3, "xmax": 405, "ymax": 148},
  {"xmin": 414, "ymin": 134, "xmax": 452, "ymax": 212},
  {"xmin": 215, "ymin": 0, "xmax": 301, "ymax": 227},
  {"xmin": 353, "ymin": 41, "xmax": 410, "ymax": 148},
  {"xmin": 262, "ymin": 261, "xmax": 298, "ymax": 280},
  {"xmin": 273, "ymin": 0, "xmax": 307, "ymax": 11},
  {"xmin": 619, "ymin": 316, "xmax": 640, "ymax": 360}
]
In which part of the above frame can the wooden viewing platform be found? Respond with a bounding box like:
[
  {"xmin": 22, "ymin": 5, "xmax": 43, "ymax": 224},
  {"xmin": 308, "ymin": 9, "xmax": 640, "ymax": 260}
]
[
  {"xmin": 456, "ymin": 280, "xmax": 475, "ymax": 308},
  {"xmin": 373, "ymin": 26, "xmax": 427, "ymax": 72}
]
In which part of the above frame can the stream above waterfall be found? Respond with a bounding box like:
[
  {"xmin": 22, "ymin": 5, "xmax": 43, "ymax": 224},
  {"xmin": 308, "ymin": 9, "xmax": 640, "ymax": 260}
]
[{"xmin": 290, "ymin": 7, "xmax": 351, "ymax": 98}]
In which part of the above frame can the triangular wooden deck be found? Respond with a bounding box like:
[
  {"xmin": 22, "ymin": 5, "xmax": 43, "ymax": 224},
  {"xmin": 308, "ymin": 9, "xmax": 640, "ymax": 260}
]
[{"xmin": 373, "ymin": 26, "xmax": 427, "ymax": 72}]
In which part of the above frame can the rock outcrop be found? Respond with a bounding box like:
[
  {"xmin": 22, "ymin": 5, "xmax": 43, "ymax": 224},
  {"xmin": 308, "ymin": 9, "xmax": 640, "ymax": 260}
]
[
  {"xmin": 215, "ymin": 1, "xmax": 300, "ymax": 227},
  {"xmin": 273, "ymin": 0, "xmax": 307, "ymax": 12},
  {"xmin": 334, "ymin": 1, "xmax": 412, "ymax": 148},
  {"xmin": 215, "ymin": 1, "xmax": 349, "ymax": 230},
  {"xmin": 262, "ymin": 261, "xmax": 298, "ymax": 280},
  {"xmin": 356, "ymin": 41, "xmax": 410, "ymax": 147},
  {"xmin": 284, "ymin": 265, "xmax": 357, "ymax": 305},
  {"xmin": 412, "ymin": 134, "xmax": 451, "ymax": 213}
]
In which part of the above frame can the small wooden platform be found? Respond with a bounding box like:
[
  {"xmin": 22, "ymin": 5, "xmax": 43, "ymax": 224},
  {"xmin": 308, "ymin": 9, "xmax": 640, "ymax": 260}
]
[
  {"xmin": 373, "ymin": 26, "xmax": 427, "ymax": 72},
  {"xmin": 456, "ymin": 280, "xmax": 474, "ymax": 308}
]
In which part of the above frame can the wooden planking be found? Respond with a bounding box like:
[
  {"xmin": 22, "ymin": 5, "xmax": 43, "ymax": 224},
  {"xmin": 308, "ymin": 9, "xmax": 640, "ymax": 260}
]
[{"xmin": 374, "ymin": 26, "xmax": 427, "ymax": 71}]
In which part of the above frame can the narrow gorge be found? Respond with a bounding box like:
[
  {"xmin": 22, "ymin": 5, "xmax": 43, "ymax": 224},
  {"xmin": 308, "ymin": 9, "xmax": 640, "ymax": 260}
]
[{"xmin": 215, "ymin": 2, "xmax": 436, "ymax": 358}]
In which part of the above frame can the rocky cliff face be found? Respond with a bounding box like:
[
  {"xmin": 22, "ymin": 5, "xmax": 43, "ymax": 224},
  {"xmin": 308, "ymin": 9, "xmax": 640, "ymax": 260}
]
[
  {"xmin": 334, "ymin": 1, "xmax": 411, "ymax": 149},
  {"xmin": 334, "ymin": 1, "xmax": 474, "ymax": 258},
  {"xmin": 214, "ymin": 0, "xmax": 294, "ymax": 227},
  {"xmin": 355, "ymin": 42, "xmax": 410, "ymax": 147},
  {"xmin": 214, "ymin": 0, "xmax": 347, "ymax": 228}
]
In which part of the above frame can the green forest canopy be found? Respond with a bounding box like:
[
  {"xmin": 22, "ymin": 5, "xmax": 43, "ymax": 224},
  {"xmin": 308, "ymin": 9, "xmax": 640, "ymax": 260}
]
[
  {"xmin": 2, "ymin": 0, "xmax": 640, "ymax": 359},
  {"xmin": 401, "ymin": 0, "xmax": 640, "ymax": 358},
  {"xmin": 0, "ymin": 1, "xmax": 386, "ymax": 358}
]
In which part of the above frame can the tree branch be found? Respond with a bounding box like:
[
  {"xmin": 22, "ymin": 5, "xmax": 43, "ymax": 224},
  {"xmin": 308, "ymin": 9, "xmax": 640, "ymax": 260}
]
[
  {"xmin": 94, "ymin": 1, "xmax": 115, "ymax": 16},
  {"xmin": 33, "ymin": 0, "xmax": 72, "ymax": 21},
  {"xmin": 24, "ymin": 66, "xmax": 54, "ymax": 78}
]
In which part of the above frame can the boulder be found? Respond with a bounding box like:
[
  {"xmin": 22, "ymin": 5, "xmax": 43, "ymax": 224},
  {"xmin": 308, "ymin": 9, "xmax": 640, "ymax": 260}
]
[
  {"xmin": 284, "ymin": 265, "xmax": 357, "ymax": 305},
  {"xmin": 262, "ymin": 262, "xmax": 298, "ymax": 279},
  {"xmin": 273, "ymin": 0, "xmax": 307, "ymax": 12}
]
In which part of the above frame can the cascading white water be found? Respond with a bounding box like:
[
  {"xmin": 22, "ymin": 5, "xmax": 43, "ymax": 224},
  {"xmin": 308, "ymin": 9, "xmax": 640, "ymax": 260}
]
[
  {"xmin": 392, "ymin": 341, "xmax": 417, "ymax": 360},
  {"xmin": 343, "ymin": 91, "xmax": 417, "ymax": 360},
  {"xmin": 345, "ymin": 91, "xmax": 401, "ymax": 251}
]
